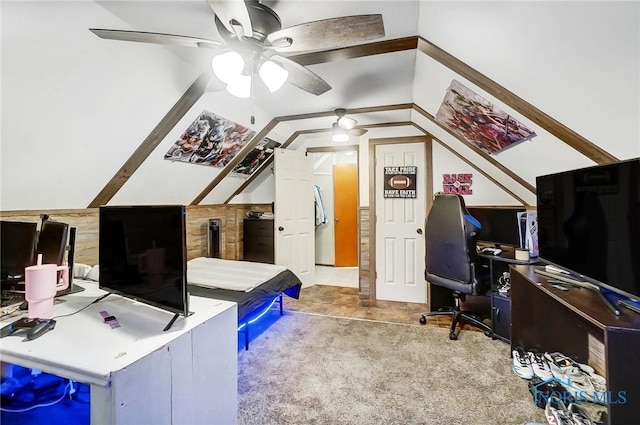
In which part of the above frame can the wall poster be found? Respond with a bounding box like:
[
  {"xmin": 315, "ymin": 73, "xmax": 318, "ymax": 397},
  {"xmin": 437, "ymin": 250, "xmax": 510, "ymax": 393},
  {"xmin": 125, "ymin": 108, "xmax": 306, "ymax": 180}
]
[
  {"xmin": 164, "ymin": 110, "xmax": 255, "ymax": 167},
  {"xmin": 442, "ymin": 173, "xmax": 473, "ymax": 195},
  {"xmin": 231, "ymin": 138, "xmax": 281, "ymax": 176},
  {"xmin": 435, "ymin": 80, "xmax": 536, "ymax": 155},
  {"xmin": 384, "ymin": 166, "xmax": 417, "ymax": 198}
]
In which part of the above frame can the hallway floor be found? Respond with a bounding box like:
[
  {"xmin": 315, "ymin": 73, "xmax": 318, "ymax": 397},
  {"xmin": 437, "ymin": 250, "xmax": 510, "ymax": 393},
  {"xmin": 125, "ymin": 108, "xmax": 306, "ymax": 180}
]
[{"xmin": 283, "ymin": 284, "xmax": 484, "ymax": 331}]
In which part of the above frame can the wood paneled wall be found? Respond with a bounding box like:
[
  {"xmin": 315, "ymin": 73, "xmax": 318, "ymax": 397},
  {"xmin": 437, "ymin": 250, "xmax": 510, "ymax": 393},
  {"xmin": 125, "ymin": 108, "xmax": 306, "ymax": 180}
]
[{"xmin": 0, "ymin": 204, "xmax": 272, "ymax": 266}]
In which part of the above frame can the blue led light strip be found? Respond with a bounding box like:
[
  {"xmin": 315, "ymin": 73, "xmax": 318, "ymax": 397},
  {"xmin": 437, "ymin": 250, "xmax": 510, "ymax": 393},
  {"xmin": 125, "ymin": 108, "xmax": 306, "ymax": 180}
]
[{"xmin": 237, "ymin": 295, "xmax": 279, "ymax": 331}]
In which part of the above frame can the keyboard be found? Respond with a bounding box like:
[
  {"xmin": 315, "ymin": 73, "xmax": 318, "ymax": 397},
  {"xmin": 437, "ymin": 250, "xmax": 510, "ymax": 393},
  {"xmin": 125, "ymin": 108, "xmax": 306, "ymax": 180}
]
[{"xmin": 1, "ymin": 290, "xmax": 25, "ymax": 308}]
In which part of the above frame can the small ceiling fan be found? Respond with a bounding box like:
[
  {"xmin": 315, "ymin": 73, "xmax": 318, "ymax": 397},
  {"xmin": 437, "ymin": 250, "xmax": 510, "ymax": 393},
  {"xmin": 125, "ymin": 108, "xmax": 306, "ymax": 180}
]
[
  {"xmin": 332, "ymin": 108, "xmax": 367, "ymax": 142},
  {"xmin": 89, "ymin": 0, "xmax": 385, "ymax": 97}
]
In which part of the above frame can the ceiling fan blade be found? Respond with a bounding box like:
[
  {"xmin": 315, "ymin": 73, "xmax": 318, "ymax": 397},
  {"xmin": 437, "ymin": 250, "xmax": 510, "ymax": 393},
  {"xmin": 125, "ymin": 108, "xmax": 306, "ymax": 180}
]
[
  {"xmin": 89, "ymin": 29, "xmax": 222, "ymax": 49},
  {"xmin": 268, "ymin": 55, "xmax": 331, "ymax": 96},
  {"xmin": 338, "ymin": 116, "xmax": 357, "ymax": 130},
  {"xmin": 348, "ymin": 128, "xmax": 368, "ymax": 137},
  {"xmin": 207, "ymin": 0, "xmax": 253, "ymax": 38},
  {"xmin": 267, "ymin": 14, "xmax": 384, "ymax": 53}
]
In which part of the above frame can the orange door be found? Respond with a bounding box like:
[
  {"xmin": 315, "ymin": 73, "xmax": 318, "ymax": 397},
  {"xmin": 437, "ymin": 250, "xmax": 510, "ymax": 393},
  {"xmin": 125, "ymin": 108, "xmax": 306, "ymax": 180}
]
[{"xmin": 333, "ymin": 163, "xmax": 358, "ymax": 266}]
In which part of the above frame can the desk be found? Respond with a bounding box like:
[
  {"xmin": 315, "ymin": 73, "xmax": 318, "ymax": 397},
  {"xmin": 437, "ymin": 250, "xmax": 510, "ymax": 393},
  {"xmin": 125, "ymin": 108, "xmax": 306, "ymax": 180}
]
[
  {"xmin": 0, "ymin": 280, "xmax": 238, "ymax": 425},
  {"xmin": 511, "ymin": 266, "xmax": 640, "ymax": 425},
  {"xmin": 478, "ymin": 249, "xmax": 539, "ymax": 341}
]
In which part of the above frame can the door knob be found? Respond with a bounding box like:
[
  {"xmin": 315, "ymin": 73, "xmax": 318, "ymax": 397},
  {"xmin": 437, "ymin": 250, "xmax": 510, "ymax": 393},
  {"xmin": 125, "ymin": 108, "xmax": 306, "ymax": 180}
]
[
  {"xmin": 416, "ymin": 228, "xmax": 423, "ymax": 234},
  {"xmin": 278, "ymin": 226, "xmax": 284, "ymax": 231},
  {"xmin": 335, "ymin": 218, "xmax": 340, "ymax": 222}
]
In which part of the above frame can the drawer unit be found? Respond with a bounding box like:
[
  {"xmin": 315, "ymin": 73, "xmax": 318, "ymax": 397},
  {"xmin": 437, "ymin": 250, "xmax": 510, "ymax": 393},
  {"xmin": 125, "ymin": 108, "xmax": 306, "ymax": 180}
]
[
  {"xmin": 243, "ymin": 219, "xmax": 274, "ymax": 264},
  {"xmin": 492, "ymin": 293, "xmax": 511, "ymax": 340}
]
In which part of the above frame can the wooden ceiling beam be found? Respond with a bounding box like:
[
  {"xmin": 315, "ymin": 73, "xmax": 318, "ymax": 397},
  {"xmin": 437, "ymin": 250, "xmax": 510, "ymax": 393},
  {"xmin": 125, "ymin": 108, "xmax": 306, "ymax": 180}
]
[
  {"xmin": 289, "ymin": 36, "xmax": 418, "ymax": 66},
  {"xmin": 88, "ymin": 72, "xmax": 211, "ymax": 208}
]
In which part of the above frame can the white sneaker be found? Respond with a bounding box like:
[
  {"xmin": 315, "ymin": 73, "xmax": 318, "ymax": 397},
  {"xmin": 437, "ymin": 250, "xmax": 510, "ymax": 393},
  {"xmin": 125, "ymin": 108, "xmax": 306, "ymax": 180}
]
[
  {"xmin": 528, "ymin": 351, "xmax": 554, "ymax": 380},
  {"xmin": 544, "ymin": 352, "xmax": 594, "ymax": 378},
  {"xmin": 544, "ymin": 352, "xmax": 607, "ymax": 400},
  {"xmin": 512, "ymin": 347, "xmax": 534, "ymax": 379}
]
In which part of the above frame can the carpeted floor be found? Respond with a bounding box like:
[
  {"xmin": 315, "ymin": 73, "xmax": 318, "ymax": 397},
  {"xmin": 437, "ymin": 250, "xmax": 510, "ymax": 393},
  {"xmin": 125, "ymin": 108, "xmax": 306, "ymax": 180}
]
[{"xmin": 238, "ymin": 311, "xmax": 548, "ymax": 425}]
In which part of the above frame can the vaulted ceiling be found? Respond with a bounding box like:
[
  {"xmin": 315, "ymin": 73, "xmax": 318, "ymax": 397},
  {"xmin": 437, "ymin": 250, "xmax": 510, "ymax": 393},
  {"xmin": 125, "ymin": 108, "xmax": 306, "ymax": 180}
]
[{"xmin": 1, "ymin": 1, "xmax": 638, "ymax": 211}]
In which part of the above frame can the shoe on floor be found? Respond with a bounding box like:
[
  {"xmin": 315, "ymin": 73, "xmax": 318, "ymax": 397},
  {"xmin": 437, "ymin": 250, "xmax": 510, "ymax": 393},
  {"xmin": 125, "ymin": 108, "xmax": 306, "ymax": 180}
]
[
  {"xmin": 568, "ymin": 403, "xmax": 596, "ymax": 425},
  {"xmin": 512, "ymin": 347, "xmax": 534, "ymax": 380},
  {"xmin": 544, "ymin": 352, "xmax": 594, "ymax": 378},
  {"xmin": 528, "ymin": 351, "xmax": 554, "ymax": 381},
  {"xmin": 545, "ymin": 395, "xmax": 574, "ymax": 425}
]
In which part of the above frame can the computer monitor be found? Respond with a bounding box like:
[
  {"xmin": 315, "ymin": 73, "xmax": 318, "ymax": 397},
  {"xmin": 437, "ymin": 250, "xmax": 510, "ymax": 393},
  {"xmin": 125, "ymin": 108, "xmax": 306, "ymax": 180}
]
[
  {"xmin": 36, "ymin": 221, "xmax": 69, "ymax": 266},
  {"xmin": 0, "ymin": 221, "xmax": 38, "ymax": 281},
  {"xmin": 467, "ymin": 207, "xmax": 525, "ymax": 248}
]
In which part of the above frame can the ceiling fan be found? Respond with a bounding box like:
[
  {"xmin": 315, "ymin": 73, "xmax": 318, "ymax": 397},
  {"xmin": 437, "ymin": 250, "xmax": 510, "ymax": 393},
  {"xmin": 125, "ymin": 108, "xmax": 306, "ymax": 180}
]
[
  {"xmin": 332, "ymin": 108, "xmax": 367, "ymax": 142},
  {"xmin": 89, "ymin": 0, "xmax": 385, "ymax": 97}
]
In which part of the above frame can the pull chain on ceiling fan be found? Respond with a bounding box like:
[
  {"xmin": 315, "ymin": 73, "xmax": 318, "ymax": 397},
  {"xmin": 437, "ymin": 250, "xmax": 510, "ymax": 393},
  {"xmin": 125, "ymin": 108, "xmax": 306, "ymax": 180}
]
[{"xmin": 89, "ymin": 0, "xmax": 385, "ymax": 98}]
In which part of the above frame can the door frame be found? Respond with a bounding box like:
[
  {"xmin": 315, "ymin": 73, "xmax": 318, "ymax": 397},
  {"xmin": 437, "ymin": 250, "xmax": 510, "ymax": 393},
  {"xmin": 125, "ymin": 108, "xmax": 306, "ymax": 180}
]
[
  {"xmin": 307, "ymin": 145, "xmax": 360, "ymax": 270},
  {"xmin": 368, "ymin": 136, "xmax": 433, "ymax": 300}
]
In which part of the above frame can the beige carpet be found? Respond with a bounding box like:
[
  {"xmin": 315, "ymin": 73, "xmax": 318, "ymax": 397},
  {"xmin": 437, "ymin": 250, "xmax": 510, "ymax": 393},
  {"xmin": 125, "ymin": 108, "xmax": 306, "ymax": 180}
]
[{"xmin": 237, "ymin": 312, "xmax": 548, "ymax": 425}]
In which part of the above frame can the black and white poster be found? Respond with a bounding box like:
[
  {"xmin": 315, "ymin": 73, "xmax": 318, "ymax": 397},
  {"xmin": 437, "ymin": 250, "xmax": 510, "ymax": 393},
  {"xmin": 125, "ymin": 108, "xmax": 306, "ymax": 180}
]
[{"xmin": 383, "ymin": 166, "xmax": 417, "ymax": 198}]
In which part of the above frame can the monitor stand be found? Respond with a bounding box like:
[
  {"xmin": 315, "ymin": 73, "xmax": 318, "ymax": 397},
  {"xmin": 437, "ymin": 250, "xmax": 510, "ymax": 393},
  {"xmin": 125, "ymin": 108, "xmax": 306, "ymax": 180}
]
[
  {"xmin": 163, "ymin": 311, "xmax": 194, "ymax": 331},
  {"xmin": 164, "ymin": 314, "xmax": 180, "ymax": 332}
]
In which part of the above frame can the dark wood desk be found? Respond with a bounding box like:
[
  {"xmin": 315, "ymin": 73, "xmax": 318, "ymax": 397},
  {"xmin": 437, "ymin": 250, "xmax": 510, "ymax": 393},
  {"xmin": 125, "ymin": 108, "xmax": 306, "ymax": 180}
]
[{"xmin": 511, "ymin": 265, "xmax": 640, "ymax": 425}]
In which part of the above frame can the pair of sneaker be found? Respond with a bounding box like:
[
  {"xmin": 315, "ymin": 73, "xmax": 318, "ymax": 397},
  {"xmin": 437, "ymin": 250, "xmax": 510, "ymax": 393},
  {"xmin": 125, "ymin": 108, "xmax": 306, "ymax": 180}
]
[
  {"xmin": 545, "ymin": 395, "xmax": 596, "ymax": 425},
  {"xmin": 543, "ymin": 352, "xmax": 607, "ymax": 403},
  {"xmin": 512, "ymin": 347, "xmax": 553, "ymax": 380}
]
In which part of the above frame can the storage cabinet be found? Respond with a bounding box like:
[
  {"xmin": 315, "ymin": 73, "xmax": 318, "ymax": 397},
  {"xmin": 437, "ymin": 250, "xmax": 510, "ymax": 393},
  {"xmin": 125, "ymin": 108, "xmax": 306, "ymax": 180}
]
[
  {"xmin": 243, "ymin": 219, "xmax": 274, "ymax": 264},
  {"xmin": 491, "ymin": 293, "xmax": 511, "ymax": 340}
]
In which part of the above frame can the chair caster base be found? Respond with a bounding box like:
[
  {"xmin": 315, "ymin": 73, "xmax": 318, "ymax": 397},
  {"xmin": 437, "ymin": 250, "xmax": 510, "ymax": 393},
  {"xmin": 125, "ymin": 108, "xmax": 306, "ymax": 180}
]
[
  {"xmin": 449, "ymin": 332, "xmax": 458, "ymax": 340},
  {"xmin": 419, "ymin": 316, "xmax": 427, "ymax": 325}
]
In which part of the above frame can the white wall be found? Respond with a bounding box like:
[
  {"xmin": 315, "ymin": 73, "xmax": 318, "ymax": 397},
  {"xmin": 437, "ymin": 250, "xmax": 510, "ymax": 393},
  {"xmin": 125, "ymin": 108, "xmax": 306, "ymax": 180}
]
[
  {"xmin": 2, "ymin": 1, "xmax": 637, "ymax": 212},
  {"xmin": 313, "ymin": 153, "xmax": 335, "ymax": 265}
]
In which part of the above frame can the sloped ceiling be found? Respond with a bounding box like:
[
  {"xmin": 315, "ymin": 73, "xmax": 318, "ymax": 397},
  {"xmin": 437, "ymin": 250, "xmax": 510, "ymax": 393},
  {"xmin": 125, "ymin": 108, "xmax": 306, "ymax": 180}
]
[{"xmin": 1, "ymin": 1, "xmax": 638, "ymax": 211}]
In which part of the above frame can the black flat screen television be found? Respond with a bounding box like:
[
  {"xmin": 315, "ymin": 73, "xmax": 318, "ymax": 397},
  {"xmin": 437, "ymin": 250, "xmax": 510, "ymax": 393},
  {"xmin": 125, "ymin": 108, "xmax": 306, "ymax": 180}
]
[
  {"xmin": 467, "ymin": 207, "xmax": 525, "ymax": 248},
  {"xmin": 536, "ymin": 158, "xmax": 640, "ymax": 300},
  {"xmin": 99, "ymin": 205, "xmax": 190, "ymax": 324},
  {"xmin": 0, "ymin": 221, "xmax": 38, "ymax": 281}
]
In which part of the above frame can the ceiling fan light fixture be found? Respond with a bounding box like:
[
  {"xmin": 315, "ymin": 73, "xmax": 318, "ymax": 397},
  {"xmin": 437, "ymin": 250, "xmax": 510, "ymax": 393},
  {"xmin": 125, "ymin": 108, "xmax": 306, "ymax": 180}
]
[
  {"xmin": 258, "ymin": 60, "xmax": 289, "ymax": 93},
  {"xmin": 332, "ymin": 123, "xmax": 349, "ymax": 143},
  {"xmin": 212, "ymin": 50, "xmax": 245, "ymax": 84},
  {"xmin": 225, "ymin": 74, "xmax": 252, "ymax": 98}
]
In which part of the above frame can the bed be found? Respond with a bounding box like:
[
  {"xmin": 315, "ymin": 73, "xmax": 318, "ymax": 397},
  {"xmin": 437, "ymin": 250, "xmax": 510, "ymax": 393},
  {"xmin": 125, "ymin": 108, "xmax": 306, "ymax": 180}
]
[{"xmin": 186, "ymin": 257, "xmax": 302, "ymax": 349}]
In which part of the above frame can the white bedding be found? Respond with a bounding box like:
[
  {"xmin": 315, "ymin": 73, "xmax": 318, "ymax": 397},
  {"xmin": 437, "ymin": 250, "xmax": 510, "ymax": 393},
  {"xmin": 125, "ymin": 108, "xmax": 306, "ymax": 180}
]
[{"xmin": 187, "ymin": 257, "xmax": 287, "ymax": 292}]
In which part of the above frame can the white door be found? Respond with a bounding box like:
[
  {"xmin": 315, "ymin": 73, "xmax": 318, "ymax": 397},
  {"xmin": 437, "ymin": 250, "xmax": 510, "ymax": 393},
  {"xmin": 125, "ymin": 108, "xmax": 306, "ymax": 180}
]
[
  {"xmin": 274, "ymin": 148, "xmax": 315, "ymax": 287},
  {"xmin": 375, "ymin": 142, "xmax": 427, "ymax": 303}
]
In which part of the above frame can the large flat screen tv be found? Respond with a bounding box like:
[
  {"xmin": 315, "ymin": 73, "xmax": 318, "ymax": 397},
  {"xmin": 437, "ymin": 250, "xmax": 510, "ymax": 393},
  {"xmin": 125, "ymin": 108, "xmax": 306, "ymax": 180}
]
[
  {"xmin": 99, "ymin": 205, "xmax": 190, "ymax": 328},
  {"xmin": 536, "ymin": 158, "xmax": 640, "ymax": 300}
]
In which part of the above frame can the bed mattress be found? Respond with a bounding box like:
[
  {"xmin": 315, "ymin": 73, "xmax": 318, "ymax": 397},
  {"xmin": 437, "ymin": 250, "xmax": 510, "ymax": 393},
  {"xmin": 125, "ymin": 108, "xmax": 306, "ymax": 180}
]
[{"xmin": 186, "ymin": 258, "xmax": 302, "ymax": 322}]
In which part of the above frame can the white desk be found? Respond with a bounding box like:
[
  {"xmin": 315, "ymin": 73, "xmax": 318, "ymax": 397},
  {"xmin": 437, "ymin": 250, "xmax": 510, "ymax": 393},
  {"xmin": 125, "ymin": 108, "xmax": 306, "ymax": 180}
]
[{"xmin": 0, "ymin": 280, "xmax": 238, "ymax": 425}]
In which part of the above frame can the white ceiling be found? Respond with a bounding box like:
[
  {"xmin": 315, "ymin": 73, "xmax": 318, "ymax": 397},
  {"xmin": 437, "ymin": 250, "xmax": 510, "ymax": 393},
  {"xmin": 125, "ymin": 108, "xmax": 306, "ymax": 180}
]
[{"xmin": 1, "ymin": 1, "xmax": 638, "ymax": 211}]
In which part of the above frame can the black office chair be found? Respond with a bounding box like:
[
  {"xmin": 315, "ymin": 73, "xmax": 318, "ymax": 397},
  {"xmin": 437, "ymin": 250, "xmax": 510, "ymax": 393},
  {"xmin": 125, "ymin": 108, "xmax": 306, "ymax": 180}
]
[{"xmin": 419, "ymin": 192, "xmax": 493, "ymax": 340}]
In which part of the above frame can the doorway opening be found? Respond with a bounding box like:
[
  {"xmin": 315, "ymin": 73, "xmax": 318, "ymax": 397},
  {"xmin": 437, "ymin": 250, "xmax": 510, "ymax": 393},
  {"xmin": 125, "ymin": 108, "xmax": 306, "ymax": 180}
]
[{"xmin": 310, "ymin": 146, "xmax": 359, "ymax": 288}]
